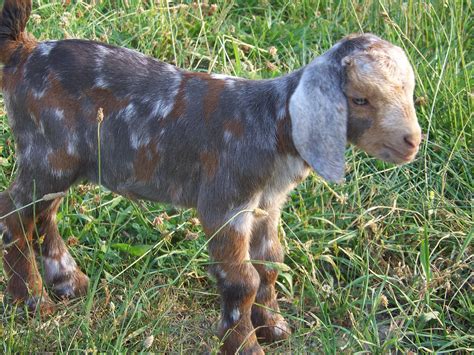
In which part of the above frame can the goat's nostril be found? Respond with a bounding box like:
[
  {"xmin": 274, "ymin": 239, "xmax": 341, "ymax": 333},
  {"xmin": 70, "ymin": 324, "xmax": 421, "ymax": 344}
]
[{"xmin": 403, "ymin": 134, "xmax": 418, "ymax": 149}]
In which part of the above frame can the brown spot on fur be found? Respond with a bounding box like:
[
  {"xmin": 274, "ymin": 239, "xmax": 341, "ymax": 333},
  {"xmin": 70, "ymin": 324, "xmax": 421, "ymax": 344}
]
[
  {"xmin": 0, "ymin": 33, "xmax": 37, "ymax": 65},
  {"xmin": 200, "ymin": 150, "xmax": 219, "ymax": 180},
  {"xmin": 1, "ymin": 43, "xmax": 35, "ymax": 93},
  {"xmin": 203, "ymin": 77, "xmax": 225, "ymax": 121},
  {"xmin": 208, "ymin": 227, "xmax": 250, "ymax": 263},
  {"xmin": 168, "ymin": 76, "xmax": 188, "ymax": 120},
  {"xmin": 276, "ymin": 113, "xmax": 298, "ymax": 155},
  {"xmin": 5, "ymin": 244, "xmax": 43, "ymax": 299},
  {"xmin": 168, "ymin": 72, "xmax": 226, "ymax": 122},
  {"xmin": 1, "ymin": 59, "xmax": 24, "ymax": 92},
  {"xmin": 26, "ymin": 73, "xmax": 82, "ymax": 127},
  {"xmin": 223, "ymin": 120, "xmax": 244, "ymax": 138},
  {"xmin": 0, "ymin": 193, "xmax": 42, "ymax": 301},
  {"xmin": 85, "ymin": 87, "xmax": 130, "ymax": 119},
  {"xmin": 134, "ymin": 139, "xmax": 160, "ymax": 182},
  {"xmin": 35, "ymin": 198, "xmax": 66, "ymax": 255},
  {"xmin": 23, "ymin": 75, "xmax": 129, "ymax": 128},
  {"xmin": 48, "ymin": 150, "xmax": 81, "ymax": 171}
]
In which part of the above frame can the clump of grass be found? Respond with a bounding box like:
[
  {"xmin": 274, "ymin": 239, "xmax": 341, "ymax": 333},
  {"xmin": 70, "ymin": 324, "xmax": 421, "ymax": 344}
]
[{"xmin": 0, "ymin": 0, "xmax": 472, "ymax": 353}]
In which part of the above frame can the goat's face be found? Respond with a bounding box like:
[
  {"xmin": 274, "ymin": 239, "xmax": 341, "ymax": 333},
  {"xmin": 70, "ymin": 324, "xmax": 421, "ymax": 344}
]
[{"xmin": 344, "ymin": 43, "xmax": 422, "ymax": 164}]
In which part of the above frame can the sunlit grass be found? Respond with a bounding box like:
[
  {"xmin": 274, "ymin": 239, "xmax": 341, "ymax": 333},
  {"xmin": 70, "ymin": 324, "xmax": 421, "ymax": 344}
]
[{"xmin": 0, "ymin": 0, "xmax": 472, "ymax": 353}]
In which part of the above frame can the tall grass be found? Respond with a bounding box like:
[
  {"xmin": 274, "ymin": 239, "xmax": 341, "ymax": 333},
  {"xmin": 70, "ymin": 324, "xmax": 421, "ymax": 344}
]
[{"xmin": 0, "ymin": 0, "xmax": 472, "ymax": 353}]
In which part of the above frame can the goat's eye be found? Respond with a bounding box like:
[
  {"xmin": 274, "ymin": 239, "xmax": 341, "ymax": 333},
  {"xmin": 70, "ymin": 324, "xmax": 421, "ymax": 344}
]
[{"xmin": 352, "ymin": 98, "xmax": 368, "ymax": 105}]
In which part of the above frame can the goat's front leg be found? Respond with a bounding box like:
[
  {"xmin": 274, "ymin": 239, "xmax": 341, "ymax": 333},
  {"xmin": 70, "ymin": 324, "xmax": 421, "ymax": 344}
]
[
  {"xmin": 200, "ymin": 206, "xmax": 263, "ymax": 355},
  {"xmin": 250, "ymin": 207, "xmax": 291, "ymax": 343},
  {"xmin": 35, "ymin": 198, "xmax": 89, "ymax": 299}
]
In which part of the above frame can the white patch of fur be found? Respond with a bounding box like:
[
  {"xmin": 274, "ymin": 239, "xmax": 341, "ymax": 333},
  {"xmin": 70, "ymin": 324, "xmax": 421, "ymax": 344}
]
[
  {"xmin": 227, "ymin": 194, "xmax": 261, "ymax": 236},
  {"xmin": 261, "ymin": 155, "xmax": 309, "ymax": 207},
  {"xmin": 229, "ymin": 308, "xmax": 241, "ymax": 323},
  {"xmin": 276, "ymin": 104, "xmax": 287, "ymax": 121},
  {"xmin": 273, "ymin": 326, "xmax": 283, "ymax": 337},
  {"xmin": 20, "ymin": 132, "xmax": 34, "ymax": 162},
  {"xmin": 53, "ymin": 108, "xmax": 65, "ymax": 121},
  {"xmin": 94, "ymin": 46, "xmax": 112, "ymax": 88},
  {"xmin": 149, "ymin": 73, "xmax": 181, "ymax": 119},
  {"xmin": 67, "ymin": 132, "xmax": 79, "ymax": 155},
  {"xmin": 43, "ymin": 258, "xmax": 60, "ymax": 282},
  {"xmin": 94, "ymin": 76, "xmax": 108, "ymax": 89},
  {"xmin": 32, "ymin": 88, "xmax": 47, "ymax": 99},
  {"xmin": 43, "ymin": 253, "xmax": 77, "ymax": 283},
  {"xmin": 274, "ymin": 319, "xmax": 290, "ymax": 336},
  {"xmin": 220, "ymin": 319, "xmax": 228, "ymax": 330},
  {"xmin": 38, "ymin": 121, "xmax": 45, "ymax": 135},
  {"xmin": 210, "ymin": 73, "xmax": 239, "ymax": 80},
  {"xmin": 121, "ymin": 103, "xmax": 137, "ymax": 122},
  {"xmin": 37, "ymin": 42, "xmax": 57, "ymax": 57},
  {"xmin": 162, "ymin": 63, "xmax": 179, "ymax": 74},
  {"xmin": 130, "ymin": 132, "xmax": 151, "ymax": 150},
  {"xmin": 130, "ymin": 133, "xmax": 140, "ymax": 150},
  {"xmin": 260, "ymin": 237, "xmax": 274, "ymax": 257},
  {"xmin": 273, "ymin": 81, "xmax": 290, "ymax": 121},
  {"xmin": 96, "ymin": 45, "xmax": 112, "ymax": 57},
  {"xmin": 151, "ymin": 99, "xmax": 175, "ymax": 119},
  {"xmin": 123, "ymin": 47, "xmax": 149, "ymax": 66},
  {"xmin": 223, "ymin": 130, "xmax": 233, "ymax": 144},
  {"xmin": 59, "ymin": 253, "xmax": 77, "ymax": 274},
  {"xmin": 217, "ymin": 267, "xmax": 227, "ymax": 279}
]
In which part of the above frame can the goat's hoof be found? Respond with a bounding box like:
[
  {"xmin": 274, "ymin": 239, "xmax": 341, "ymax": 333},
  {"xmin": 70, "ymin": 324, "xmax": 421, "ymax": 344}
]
[
  {"xmin": 24, "ymin": 294, "xmax": 56, "ymax": 316},
  {"xmin": 243, "ymin": 344, "xmax": 264, "ymax": 355},
  {"xmin": 51, "ymin": 270, "xmax": 89, "ymax": 300},
  {"xmin": 255, "ymin": 315, "xmax": 291, "ymax": 343},
  {"xmin": 220, "ymin": 343, "xmax": 264, "ymax": 355}
]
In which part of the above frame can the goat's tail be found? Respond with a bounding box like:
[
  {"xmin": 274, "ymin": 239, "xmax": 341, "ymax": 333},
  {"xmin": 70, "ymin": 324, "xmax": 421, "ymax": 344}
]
[{"xmin": 0, "ymin": 0, "xmax": 33, "ymax": 63}]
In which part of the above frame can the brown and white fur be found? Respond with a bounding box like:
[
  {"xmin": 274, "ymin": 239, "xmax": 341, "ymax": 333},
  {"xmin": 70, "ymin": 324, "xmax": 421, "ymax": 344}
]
[{"xmin": 0, "ymin": 1, "xmax": 421, "ymax": 354}]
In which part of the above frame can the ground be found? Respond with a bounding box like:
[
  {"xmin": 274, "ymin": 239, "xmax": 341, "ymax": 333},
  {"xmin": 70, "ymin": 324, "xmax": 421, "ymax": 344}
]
[{"xmin": 0, "ymin": 0, "xmax": 472, "ymax": 353}]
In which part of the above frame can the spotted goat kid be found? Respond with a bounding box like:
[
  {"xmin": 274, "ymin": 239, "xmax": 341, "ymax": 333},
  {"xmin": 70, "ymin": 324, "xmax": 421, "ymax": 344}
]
[{"xmin": 0, "ymin": 1, "xmax": 422, "ymax": 353}]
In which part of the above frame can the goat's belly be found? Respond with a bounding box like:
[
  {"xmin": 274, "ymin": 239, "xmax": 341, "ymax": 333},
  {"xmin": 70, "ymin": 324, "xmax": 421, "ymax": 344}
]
[{"xmin": 96, "ymin": 159, "xmax": 201, "ymax": 208}]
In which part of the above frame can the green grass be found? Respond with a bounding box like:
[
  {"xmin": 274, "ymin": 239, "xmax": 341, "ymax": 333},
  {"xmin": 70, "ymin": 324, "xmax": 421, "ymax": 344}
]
[{"xmin": 0, "ymin": 0, "xmax": 472, "ymax": 353}]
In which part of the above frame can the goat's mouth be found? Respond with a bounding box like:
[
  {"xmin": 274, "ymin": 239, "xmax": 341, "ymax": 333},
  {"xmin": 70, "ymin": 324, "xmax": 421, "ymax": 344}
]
[{"xmin": 381, "ymin": 144, "xmax": 417, "ymax": 164}]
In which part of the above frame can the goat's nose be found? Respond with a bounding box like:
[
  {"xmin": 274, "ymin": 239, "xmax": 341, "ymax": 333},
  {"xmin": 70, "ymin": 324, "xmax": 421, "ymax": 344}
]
[{"xmin": 403, "ymin": 133, "xmax": 421, "ymax": 149}]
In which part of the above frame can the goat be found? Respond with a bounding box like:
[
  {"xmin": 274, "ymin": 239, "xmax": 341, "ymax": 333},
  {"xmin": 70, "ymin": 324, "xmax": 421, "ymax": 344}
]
[{"xmin": 0, "ymin": 1, "xmax": 422, "ymax": 353}]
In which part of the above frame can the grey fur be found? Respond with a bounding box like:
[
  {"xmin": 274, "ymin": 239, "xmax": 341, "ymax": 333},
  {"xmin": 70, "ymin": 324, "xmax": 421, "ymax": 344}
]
[{"xmin": 289, "ymin": 56, "xmax": 347, "ymax": 182}]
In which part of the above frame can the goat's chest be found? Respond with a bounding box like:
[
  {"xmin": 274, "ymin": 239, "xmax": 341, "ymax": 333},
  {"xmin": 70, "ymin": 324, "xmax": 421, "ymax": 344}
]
[{"xmin": 260, "ymin": 154, "xmax": 310, "ymax": 207}]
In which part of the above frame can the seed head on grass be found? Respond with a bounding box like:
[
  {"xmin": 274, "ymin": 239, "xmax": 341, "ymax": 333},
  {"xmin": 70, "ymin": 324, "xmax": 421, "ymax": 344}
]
[
  {"xmin": 143, "ymin": 335, "xmax": 154, "ymax": 349},
  {"xmin": 97, "ymin": 107, "xmax": 104, "ymax": 123}
]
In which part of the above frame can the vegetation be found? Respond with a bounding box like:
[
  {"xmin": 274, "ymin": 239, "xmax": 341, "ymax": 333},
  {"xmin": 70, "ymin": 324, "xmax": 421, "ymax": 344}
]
[{"xmin": 0, "ymin": 0, "xmax": 472, "ymax": 353}]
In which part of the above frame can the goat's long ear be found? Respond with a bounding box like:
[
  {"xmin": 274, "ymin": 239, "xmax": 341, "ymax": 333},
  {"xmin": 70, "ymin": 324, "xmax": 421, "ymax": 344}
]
[{"xmin": 289, "ymin": 60, "xmax": 347, "ymax": 183}]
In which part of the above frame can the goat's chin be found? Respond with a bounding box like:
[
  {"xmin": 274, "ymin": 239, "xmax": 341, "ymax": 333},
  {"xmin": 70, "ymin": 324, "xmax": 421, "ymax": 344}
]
[
  {"xmin": 355, "ymin": 144, "xmax": 418, "ymax": 165},
  {"xmin": 376, "ymin": 146, "xmax": 418, "ymax": 165}
]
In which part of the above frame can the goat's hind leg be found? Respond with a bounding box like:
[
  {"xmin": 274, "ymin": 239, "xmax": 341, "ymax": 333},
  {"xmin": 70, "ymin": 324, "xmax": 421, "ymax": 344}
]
[
  {"xmin": 35, "ymin": 198, "xmax": 89, "ymax": 299},
  {"xmin": 0, "ymin": 189, "xmax": 54, "ymax": 314}
]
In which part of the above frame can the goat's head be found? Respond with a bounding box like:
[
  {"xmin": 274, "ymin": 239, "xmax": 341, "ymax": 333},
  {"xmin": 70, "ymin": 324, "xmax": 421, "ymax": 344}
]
[
  {"xmin": 343, "ymin": 39, "xmax": 422, "ymax": 165},
  {"xmin": 289, "ymin": 34, "xmax": 422, "ymax": 183}
]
